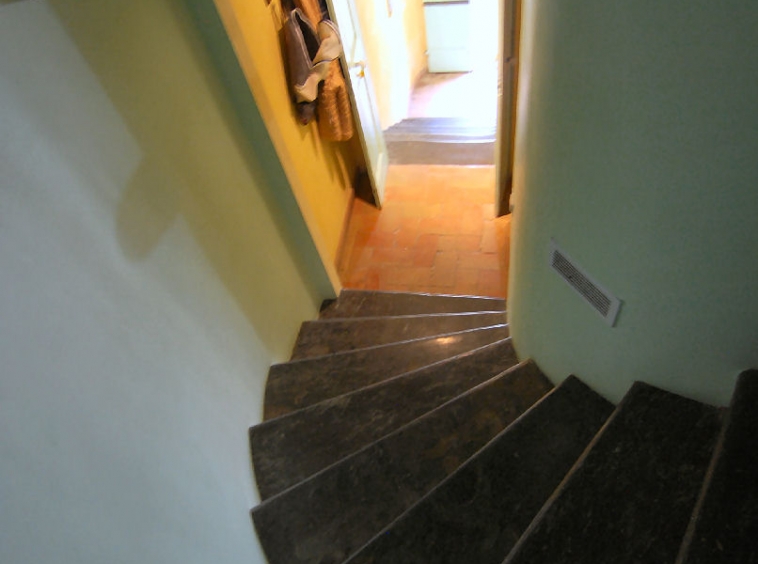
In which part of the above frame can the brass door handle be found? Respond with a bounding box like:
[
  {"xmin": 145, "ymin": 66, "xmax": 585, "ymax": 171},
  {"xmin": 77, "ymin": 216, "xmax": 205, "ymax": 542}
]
[{"xmin": 349, "ymin": 60, "xmax": 366, "ymax": 77}]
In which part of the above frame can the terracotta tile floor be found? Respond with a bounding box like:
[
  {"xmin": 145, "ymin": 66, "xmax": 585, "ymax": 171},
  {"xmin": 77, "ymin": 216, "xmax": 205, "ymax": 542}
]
[{"xmin": 338, "ymin": 165, "xmax": 510, "ymax": 298}]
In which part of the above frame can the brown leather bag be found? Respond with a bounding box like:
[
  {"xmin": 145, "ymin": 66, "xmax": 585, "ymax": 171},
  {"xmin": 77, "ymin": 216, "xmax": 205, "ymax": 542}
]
[{"xmin": 283, "ymin": 4, "xmax": 342, "ymax": 124}]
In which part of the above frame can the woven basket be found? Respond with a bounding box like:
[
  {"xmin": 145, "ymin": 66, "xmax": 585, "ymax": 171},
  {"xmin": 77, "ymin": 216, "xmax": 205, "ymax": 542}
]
[{"xmin": 319, "ymin": 62, "xmax": 354, "ymax": 142}]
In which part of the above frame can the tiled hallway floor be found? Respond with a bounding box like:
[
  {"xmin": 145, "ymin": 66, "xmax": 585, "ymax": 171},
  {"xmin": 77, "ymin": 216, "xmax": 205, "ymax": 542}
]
[{"xmin": 338, "ymin": 165, "xmax": 510, "ymax": 298}]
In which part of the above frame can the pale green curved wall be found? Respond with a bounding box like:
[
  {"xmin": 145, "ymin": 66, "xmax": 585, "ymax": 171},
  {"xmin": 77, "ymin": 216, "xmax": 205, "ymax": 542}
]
[
  {"xmin": 0, "ymin": 1, "xmax": 329, "ymax": 562},
  {"xmin": 509, "ymin": 0, "xmax": 758, "ymax": 406}
]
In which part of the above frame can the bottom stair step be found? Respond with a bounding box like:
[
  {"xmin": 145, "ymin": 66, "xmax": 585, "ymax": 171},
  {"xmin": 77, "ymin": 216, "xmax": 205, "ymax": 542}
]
[
  {"xmin": 345, "ymin": 376, "xmax": 614, "ymax": 564},
  {"xmin": 676, "ymin": 370, "xmax": 758, "ymax": 564},
  {"xmin": 252, "ymin": 361, "xmax": 551, "ymax": 564},
  {"xmin": 504, "ymin": 381, "xmax": 723, "ymax": 564}
]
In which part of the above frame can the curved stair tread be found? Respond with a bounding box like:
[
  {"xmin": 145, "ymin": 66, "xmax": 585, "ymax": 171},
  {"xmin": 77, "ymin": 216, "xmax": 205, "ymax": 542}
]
[
  {"xmin": 345, "ymin": 376, "xmax": 614, "ymax": 564},
  {"xmin": 319, "ymin": 289, "xmax": 506, "ymax": 319},
  {"xmin": 251, "ymin": 361, "xmax": 551, "ymax": 564},
  {"xmin": 264, "ymin": 325, "xmax": 509, "ymax": 419},
  {"xmin": 252, "ymin": 338, "xmax": 521, "ymax": 500},
  {"xmin": 249, "ymin": 291, "xmax": 758, "ymax": 564},
  {"xmin": 290, "ymin": 311, "xmax": 507, "ymax": 360},
  {"xmin": 675, "ymin": 369, "xmax": 758, "ymax": 564},
  {"xmin": 503, "ymin": 381, "xmax": 723, "ymax": 564}
]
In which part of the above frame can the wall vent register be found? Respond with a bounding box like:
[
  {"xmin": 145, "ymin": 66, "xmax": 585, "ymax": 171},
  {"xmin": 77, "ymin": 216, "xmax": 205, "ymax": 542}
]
[{"xmin": 549, "ymin": 239, "xmax": 622, "ymax": 327}]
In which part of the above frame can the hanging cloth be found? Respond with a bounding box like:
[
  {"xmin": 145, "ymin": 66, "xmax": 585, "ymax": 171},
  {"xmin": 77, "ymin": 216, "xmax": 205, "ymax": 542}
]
[
  {"xmin": 293, "ymin": 0, "xmax": 322, "ymax": 30},
  {"xmin": 282, "ymin": 1, "xmax": 341, "ymax": 124},
  {"xmin": 294, "ymin": 0, "xmax": 354, "ymax": 141}
]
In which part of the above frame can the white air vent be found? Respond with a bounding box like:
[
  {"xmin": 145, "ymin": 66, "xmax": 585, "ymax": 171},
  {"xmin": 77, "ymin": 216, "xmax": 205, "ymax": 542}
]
[{"xmin": 549, "ymin": 240, "xmax": 622, "ymax": 327}]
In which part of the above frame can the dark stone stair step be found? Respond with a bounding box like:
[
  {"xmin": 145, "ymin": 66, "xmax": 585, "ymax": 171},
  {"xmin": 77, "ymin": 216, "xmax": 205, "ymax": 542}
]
[
  {"xmin": 675, "ymin": 370, "xmax": 758, "ymax": 564},
  {"xmin": 252, "ymin": 361, "xmax": 551, "ymax": 564},
  {"xmin": 387, "ymin": 139, "xmax": 495, "ymax": 166},
  {"xmin": 252, "ymin": 338, "xmax": 523, "ymax": 500},
  {"xmin": 290, "ymin": 311, "xmax": 507, "ymax": 360},
  {"xmin": 265, "ymin": 324, "xmax": 509, "ymax": 420},
  {"xmin": 383, "ymin": 114, "xmax": 496, "ymax": 165},
  {"xmin": 320, "ymin": 289, "xmax": 506, "ymax": 319},
  {"xmin": 346, "ymin": 376, "xmax": 614, "ymax": 564},
  {"xmin": 504, "ymin": 381, "xmax": 723, "ymax": 564},
  {"xmin": 384, "ymin": 117, "xmax": 496, "ymax": 141}
]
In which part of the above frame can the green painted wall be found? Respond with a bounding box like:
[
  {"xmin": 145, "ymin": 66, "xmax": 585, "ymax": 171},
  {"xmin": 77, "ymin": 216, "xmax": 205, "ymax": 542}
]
[
  {"xmin": 0, "ymin": 1, "xmax": 328, "ymax": 562},
  {"xmin": 509, "ymin": 0, "xmax": 758, "ymax": 406}
]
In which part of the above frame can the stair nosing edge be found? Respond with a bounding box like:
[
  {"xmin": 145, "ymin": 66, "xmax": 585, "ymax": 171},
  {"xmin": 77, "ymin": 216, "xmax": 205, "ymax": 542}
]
[
  {"xmin": 343, "ymin": 360, "xmax": 561, "ymax": 562},
  {"xmin": 255, "ymin": 336, "xmax": 516, "ymax": 429},
  {"xmin": 503, "ymin": 379, "xmax": 720, "ymax": 564},
  {"xmin": 301, "ymin": 310, "xmax": 507, "ymax": 324},
  {"xmin": 252, "ymin": 359, "xmax": 537, "ymax": 512},
  {"xmin": 271, "ymin": 324, "xmax": 509, "ymax": 368}
]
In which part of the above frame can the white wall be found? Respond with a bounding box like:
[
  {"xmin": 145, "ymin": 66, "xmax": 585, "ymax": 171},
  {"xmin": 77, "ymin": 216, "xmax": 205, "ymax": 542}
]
[
  {"xmin": 509, "ymin": 0, "xmax": 758, "ymax": 406},
  {"xmin": 355, "ymin": 0, "xmax": 427, "ymax": 129},
  {"xmin": 0, "ymin": 1, "xmax": 323, "ymax": 562}
]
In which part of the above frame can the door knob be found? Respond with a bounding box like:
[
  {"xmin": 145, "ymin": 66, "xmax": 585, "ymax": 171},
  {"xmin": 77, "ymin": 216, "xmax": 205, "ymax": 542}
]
[{"xmin": 349, "ymin": 60, "xmax": 366, "ymax": 77}]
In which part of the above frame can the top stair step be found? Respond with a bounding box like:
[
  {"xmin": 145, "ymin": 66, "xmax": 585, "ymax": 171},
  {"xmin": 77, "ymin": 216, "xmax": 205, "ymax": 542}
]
[
  {"xmin": 266, "ymin": 325, "xmax": 509, "ymax": 420},
  {"xmin": 676, "ymin": 370, "xmax": 758, "ymax": 564},
  {"xmin": 504, "ymin": 381, "xmax": 723, "ymax": 564},
  {"xmin": 320, "ymin": 290, "xmax": 506, "ymax": 319},
  {"xmin": 291, "ymin": 311, "xmax": 507, "ymax": 360}
]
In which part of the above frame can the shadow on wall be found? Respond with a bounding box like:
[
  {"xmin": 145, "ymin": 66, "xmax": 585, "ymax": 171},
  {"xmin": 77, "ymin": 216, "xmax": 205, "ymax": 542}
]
[{"xmin": 47, "ymin": 0, "xmax": 326, "ymax": 359}]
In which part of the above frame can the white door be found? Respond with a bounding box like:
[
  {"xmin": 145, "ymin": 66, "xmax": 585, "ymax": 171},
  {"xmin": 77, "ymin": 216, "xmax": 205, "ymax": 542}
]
[{"xmin": 325, "ymin": 0, "xmax": 388, "ymax": 208}]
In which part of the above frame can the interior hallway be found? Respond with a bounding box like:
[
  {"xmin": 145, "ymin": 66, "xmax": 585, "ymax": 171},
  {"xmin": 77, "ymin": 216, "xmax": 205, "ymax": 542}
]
[
  {"xmin": 338, "ymin": 165, "xmax": 511, "ymax": 298},
  {"xmin": 338, "ymin": 20, "xmax": 506, "ymax": 298},
  {"xmin": 408, "ymin": 64, "xmax": 499, "ymax": 124}
]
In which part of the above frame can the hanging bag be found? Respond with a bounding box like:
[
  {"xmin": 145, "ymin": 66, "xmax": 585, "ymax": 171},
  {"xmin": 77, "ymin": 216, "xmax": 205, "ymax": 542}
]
[
  {"xmin": 293, "ymin": 0, "xmax": 354, "ymax": 140},
  {"xmin": 282, "ymin": 1, "xmax": 342, "ymax": 124}
]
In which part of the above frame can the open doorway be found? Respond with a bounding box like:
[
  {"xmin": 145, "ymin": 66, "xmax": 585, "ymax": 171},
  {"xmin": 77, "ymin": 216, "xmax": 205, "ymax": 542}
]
[
  {"xmin": 409, "ymin": 0, "xmax": 500, "ymax": 122},
  {"xmin": 336, "ymin": 0, "xmax": 513, "ymax": 298},
  {"xmin": 384, "ymin": 0, "xmax": 501, "ymax": 166}
]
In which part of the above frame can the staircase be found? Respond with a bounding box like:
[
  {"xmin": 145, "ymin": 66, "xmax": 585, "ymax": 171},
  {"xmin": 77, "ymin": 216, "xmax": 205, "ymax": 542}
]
[
  {"xmin": 249, "ymin": 290, "xmax": 758, "ymax": 563},
  {"xmin": 384, "ymin": 117, "xmax": 495, "ymax": 166}
]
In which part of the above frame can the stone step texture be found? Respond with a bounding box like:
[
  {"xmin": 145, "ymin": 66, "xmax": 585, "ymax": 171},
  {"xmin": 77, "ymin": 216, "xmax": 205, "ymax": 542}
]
[
  {"xmin": 290, "ymin": 311, "xmax": 507, "ymax": 359},
  {"xmin": 384, "ymin": 118, "xmax": 496, "ymax": 165},
  {"xmin": 503, "ymin": 381, "xmax": 723, "ymax": 564},
  {"xmin": 675, "ymin": 370, "xmax": 758, "ymax": 564},
  {"xmin": 264, "ymin": 324, "xmax": 509, "ymax": 419},
  {"xmin": 252, "ymin": 338, "xmax": 521, "ymax": 500},
  {"xmin": 252, "ymin": 362, "xmax": 551, "ymax": 564},
  {"xmin": 319, "ymin": 289, "xmax": 505, "ymax": 319},
  {"xmin": 384, "ymin": 117, "xmax": 497, "ymax": 141},
  {"xmin": 345, "ymin": 376, "xmax": 613, "ymax": 564},
  {"xmin": 249, "ymin": 290, "xmax": 757, "ymax": 564}
]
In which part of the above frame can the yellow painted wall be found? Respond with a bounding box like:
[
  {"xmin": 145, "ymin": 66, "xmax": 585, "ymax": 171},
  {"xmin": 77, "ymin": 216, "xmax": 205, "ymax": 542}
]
[
  {"xmin": 213, "ymin": 0, "xmax": 359, "ymax": 289},
  {"xmin": 356, "ymin": 0, "xmax": 427, "ymax": 129}
]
